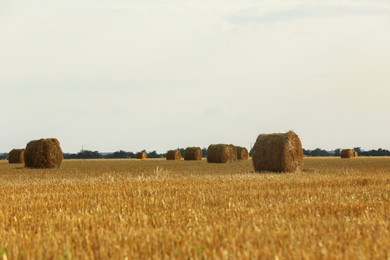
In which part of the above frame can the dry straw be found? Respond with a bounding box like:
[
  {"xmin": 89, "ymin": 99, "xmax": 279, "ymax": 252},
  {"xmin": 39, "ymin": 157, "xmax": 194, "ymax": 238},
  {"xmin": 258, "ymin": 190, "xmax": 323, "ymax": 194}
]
[
  {"xmin": 8, "ymin": 149, "xmax": 25, "ymax": 164},
  {"xmin": 137, "ymin": 152, "xmax": 147, "ymax": 160},
  {"xmin": 207, "ymin": 144, "xmax": 237, "ymax": 163},
  {"xmin": 341, "ymin": 149, "xmax": 354, "ymax": 159},
  {"xmin": 166, "ymin": 150, "xmax": 181, "ymax": 160},
  {"xmin": 354, "ymin": 151, "xmax": 359, "ymax": 157},
  {"xmin": 252, "ymin": 131, "xmax": 303, "ymax": 173},
  {"xmin": 184, "ymin": 147, "xmax": 202, "ymax": 161},
  {"xmin": 236, "ymin": 146, "xmax": 249, "ymax": 160},
  {"xmin": 24, "ymin": 138, "xmax": 63, "ymax": 168}
]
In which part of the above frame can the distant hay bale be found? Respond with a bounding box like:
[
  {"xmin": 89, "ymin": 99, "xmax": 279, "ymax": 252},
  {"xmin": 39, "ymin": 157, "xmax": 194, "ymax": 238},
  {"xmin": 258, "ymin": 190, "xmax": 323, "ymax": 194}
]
[
  {"xmin": 207, "ymin": 144, "xmax": 237, "ymax": 163},
  {"xmin": 24, "ymin": 138, "xmax": 63, "ymax": 168},
  {"xmin": 341, "ymin": 149, "xmax": 354, "ymax": 159},
  {"xmin": 8, "ymin": 149, "xmax": 25, "ymax": 164},
  {"xmin": 236, "ymin": 146, "xmax": 249, "ymax": 160},
  {"xmin": 354, "ymin": 151, "xmax": 358, "ymax": 157},
  {"xmin": 137, "ymin": 151, "xmax": 147, "ymax": 159},
  {"xmin": 166, "ymin": 150, "xmax": 181, "ymax": 160},
  {"xmin": 252, "ymin": 131, "xmax": 303, "ymax": 173},
  {"xmin": 184, "ymin": 147, "xmax": 202, "ymax": 161}
]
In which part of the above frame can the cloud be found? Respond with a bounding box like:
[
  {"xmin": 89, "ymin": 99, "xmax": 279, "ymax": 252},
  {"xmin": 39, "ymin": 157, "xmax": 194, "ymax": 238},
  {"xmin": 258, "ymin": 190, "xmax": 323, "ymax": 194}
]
[
  {"xmin": 227, "ymin": 2, "xmax": 390, "ymax": 26},
  {"xmin": 106, "ymin": 3, "xmax": 247, "ymax": 15},
  {"xmin": 106, "ymin": 2, "xmax": 390, "ymax": 32},
  {"xmin": 107, "ymin": 4, "xmax": 184, "ymax": 13}
]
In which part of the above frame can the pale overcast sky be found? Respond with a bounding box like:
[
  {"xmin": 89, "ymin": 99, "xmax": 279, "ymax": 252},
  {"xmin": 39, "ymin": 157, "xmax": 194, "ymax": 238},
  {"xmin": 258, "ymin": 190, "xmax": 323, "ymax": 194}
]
[{"xmin": 1, "ymin": 0, "xmax": 389, "ymax": 153}]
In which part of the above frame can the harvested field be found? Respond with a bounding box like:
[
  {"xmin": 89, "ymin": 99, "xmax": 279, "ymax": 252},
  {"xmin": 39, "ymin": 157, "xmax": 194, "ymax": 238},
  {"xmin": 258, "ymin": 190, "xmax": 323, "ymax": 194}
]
[{"xmin": 0, "ymin": 157, "xmax": 389, "ymax": 259}]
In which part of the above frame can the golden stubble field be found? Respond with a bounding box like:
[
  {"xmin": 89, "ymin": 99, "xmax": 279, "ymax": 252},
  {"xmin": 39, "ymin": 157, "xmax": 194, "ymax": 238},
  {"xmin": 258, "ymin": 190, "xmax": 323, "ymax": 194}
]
[{"xmin": 0, "ymin": 157, "xmax": 389, "ymax": 259}]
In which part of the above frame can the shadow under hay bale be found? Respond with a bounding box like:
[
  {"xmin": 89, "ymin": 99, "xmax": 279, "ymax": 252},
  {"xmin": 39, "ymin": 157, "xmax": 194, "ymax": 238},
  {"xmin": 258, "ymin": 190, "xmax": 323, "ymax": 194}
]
[
  {"xmin": 341, "ymin": 149, "xmax": 354, "ymax": 159},
  {"xmin": 137, "ymin": 152, "xmax": 147, "ymax": 160},
  {"xmin": 166, "ymin": 150, "xmax": 181, "ymax": 160},
  {"xmin": 184, "ymin": 147, "xmax": 202, "ymax": 161},
  {"xmin": 207, "ymin": 144, "xmax": 237, "ymax": 163},
  {"xmin": 236, "ymin": 146, "xmax": 249, "ymax": 160},
  {"xmin": 24, "ymin": 138, "xmax": 63, "ymax": 168},
  {"xmin": 8, "ymin": 149, "xmax": 25, "ymax": 164},
  {"xmin": 252, "ymin": 131, "xmax": 303, "ymax": 173}
]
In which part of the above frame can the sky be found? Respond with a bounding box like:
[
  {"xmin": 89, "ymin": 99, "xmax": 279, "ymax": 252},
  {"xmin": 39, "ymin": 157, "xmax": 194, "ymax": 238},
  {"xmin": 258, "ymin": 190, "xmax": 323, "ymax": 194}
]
[{"xmin": 1, "ymin": 0, "xmax": 390, "ymax": 153}]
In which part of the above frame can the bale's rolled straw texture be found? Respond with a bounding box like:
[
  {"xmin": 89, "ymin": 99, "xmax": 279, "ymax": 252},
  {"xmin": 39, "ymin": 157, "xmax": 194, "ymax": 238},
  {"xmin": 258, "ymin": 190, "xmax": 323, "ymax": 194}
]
[
  {"xmin": 137, "ymin": 151, "xmax": 147, "ymax": 159},
  {"xmin": 236, "ymin": 146, "xmax": 249, "ymax": 160},
  {"xmin": 252, "ymin": 131, "xmax": 303, "ymax": 173},
  {"xmin": 341, "ymin": 149, "xmax": 354, "ymax": 159},
  {"xmin": 8, "ymin": 149, "xmax": 25, "ymax": 164},
  {"xmin": 24, "ymin": 138, "xmax": 63, "ymax": 168},
  {"xmin": 207, "ymin": 144, "xmax": 237, "ymax": 163},
  {"xmin": 184, "ymin": 147, "xmax": 202, "ymax": 161},
  {"xmin": 166, "ymin": 150, "xmax": 181, "ymax": 160}
]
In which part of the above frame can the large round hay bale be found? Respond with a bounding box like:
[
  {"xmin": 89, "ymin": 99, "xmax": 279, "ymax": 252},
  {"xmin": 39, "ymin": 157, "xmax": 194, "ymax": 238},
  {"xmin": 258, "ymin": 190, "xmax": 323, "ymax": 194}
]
[
  {"xmin": 166, "ymin": 150, "xmax": 181, "ymax": 160},
  {"xmin": 207, "ymin": 144, "xmax": 237, "ymax": 163},
  {"xmin": 340, "ymin": 149, "xmax": 354, "ymax": 159},
  {"xmin": 8, "ymin": 149, "xmax": 25, "ymax": 164},
  {"xmin": 24, "ymin": 138, "xmax": 63, "ymax": 168},
  {"xmin": 236, "ymin": 146, "xmax": 249, "ymax": 160},
  {"xmin": 184, "ymin": 147, "xmax": 202, "ymax": 161},
  {"xmin": 252, "ymin": 131, "xmax": 303, "ymax": 173},
  {"xmin": 137, "ymin": 151, "xmax": 147, "ymax": 159}
]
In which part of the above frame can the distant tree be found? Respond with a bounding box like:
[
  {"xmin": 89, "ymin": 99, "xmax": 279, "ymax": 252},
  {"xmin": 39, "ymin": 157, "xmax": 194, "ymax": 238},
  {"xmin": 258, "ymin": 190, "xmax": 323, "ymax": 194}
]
[
  {"xmin": 314, "ymin": 148, "xmax": 328, "ymax": 156},
  {"xmin": 333, "ymin": 149, "xmax": 341, "ymax": 156},
  {"xmin": 147, "ymin": 151, "xmax": 160, "ymax": 158},
  {"xmin": 76, "ymin": 150, "xmax": 103, "ymax": 159},
  {"xmin": 303, "ymin": 148, "xmax": 331, "ymax": 157},
  {"xmin": 63, "ymin": 153, "xmax": 75, "ymax": 159},
  {"xmin": 0, "ymin": 153, "xmax": 8, "ymax": 160},
  {"xmin": 107, "ymin": 150, "xmax": 131, "ymax": 159},
  {"xmin": 128, "ymin": 151, "xmax": 136, "ymax": 158},
  {"xmin": 202, "ymin": 148, "xmax": 207, "ymax": 158},
  {"xmin": 178, "ymin": 148, "xmax": 185, "ymax": 157},
  {"xmin": 365, "ymin": 148, "xmax": 390, "ymax": 156}
]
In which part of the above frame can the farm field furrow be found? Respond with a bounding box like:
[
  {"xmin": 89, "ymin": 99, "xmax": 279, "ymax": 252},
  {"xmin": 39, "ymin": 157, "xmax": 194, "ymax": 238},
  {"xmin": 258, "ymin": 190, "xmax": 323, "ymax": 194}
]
[{"xmin": 0, "ymin": 157, "xmax": 389, "ymax": 259}]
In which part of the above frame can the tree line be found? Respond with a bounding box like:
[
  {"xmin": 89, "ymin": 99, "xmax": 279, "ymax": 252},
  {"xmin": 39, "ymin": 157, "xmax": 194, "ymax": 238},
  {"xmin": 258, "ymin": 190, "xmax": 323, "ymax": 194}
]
[
  {"xmin": 0, "ymin": 147, "xmax": 389, "ymax": 160},
  {"xmin": 62, "ymin": 148, "xmax": 208, "ymax": 159},
  {"xmin": 303, "ymin": 147, "xmax": 390, "ymax": 157}
]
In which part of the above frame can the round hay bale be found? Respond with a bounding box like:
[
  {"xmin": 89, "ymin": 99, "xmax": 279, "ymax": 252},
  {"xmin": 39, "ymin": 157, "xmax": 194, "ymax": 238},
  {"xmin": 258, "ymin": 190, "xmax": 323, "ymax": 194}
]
[
  {"xmin": 137, "ymin": 151, "xmax": 147, "ymax": 159},
  {"xmin": 236, "ymin": 146, "xmax": 249, "ymax": 160},
  {"xmin": 184, "ymin": 147, "xmax": 202, "ymax": 161},
  {"xmin": 207, "ymin": 144, "xmax": 237, "ymax": 163},
  {"xmin": 166, "ymin": 150, "xmax": 181, "ymax": 160},
  {"xmin": 252, "ymin": 131, "xmax": 303, "ymax": 173},
  {"xmin": 24, "ymin": 138, "xmax": 63, "ymax": 168},
  {"xmin": 354, "ymin": 151, "xmax": 358, "ymax": 157},
  {"xmin": 340, "ymin": 149, "xmax": 354, "ymax": 159},
  {"xmin": 8, "ymin": 149, "xmax": 25, "ymax": 164}
]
